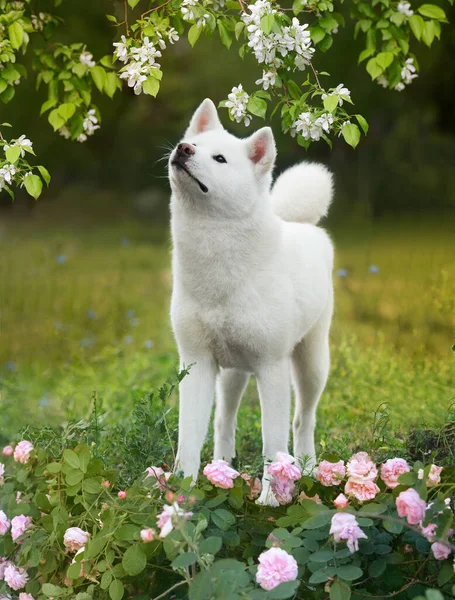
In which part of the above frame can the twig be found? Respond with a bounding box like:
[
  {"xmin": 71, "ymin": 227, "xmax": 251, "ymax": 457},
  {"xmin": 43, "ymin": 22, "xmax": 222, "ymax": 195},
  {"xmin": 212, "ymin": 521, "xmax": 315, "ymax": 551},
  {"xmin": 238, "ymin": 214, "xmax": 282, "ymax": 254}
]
[
  {"xmin": 238, "ymin": 0, "xmax": 246, "ymax": 12},
  {"xmin": 309, "ymin": 61, "xmax": 321, "ymax": 88},
  {"xmin": 141, "ymin": 0, "xmax": 174, "ymax": 19},
  {"xmin": 151, "ymin": 580, "xmax": 187, "ymax": 600}
]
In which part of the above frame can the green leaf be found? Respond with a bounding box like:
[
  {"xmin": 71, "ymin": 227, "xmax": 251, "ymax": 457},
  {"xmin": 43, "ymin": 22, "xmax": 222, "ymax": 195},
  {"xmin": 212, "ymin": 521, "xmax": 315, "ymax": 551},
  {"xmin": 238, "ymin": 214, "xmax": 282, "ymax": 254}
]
[
  {"xmin": 422, "ymin": 20, "xmax": 436, "ymax": 46},
  {"xmin": 310, "ymin": 25, "xmax": 326, "ymax": 44},
  {"xmin": 127, "ymin": 0, "xmax": 141, "ymax": 7},
  {"xmin": 63, "ymin": 448, "xmax": 80, "ymax": 469},
  {"xmin": 2, "ymin": 66, "xmax": 20, "ymax": 83},
  {"xmin": 83, "ymin": 477, "xmax": 102, "ymax": 494},
  {"xmin": 101, "ymin": 571, "xmax": 112, "ymax": 590},
  {"xmin": 319, "ymin": 15, "xmax": 338, "ymax": 31},
  {"xmin": 323, "ymin": 94, "xmax": 339, "ymax": 113},
  {"xmin": 418, "ymin": 4, "xmax": 447, "ymax": 20},
  {"xmin": 369, "ymin": 557, "xmax": 387, "ymax": 577},
  {"xmin": 342, "ymin": 123, "xmax": 361, "ymax": 149},
  {"xmin": 302, "ymin": 513, "xmax": 333, "ymax": 529},
  {"xmin": 8, "ymin": 22, "xmax": 24, "ymax": 50},
  {"xmin": 75, "ymin": 444, "xmax": 90, "ymax": 473},
  {"xmin": 311, "ymin": 550, "xmax": 334, "ymax": 562},
  {"xmin": 366, "ymin": 57, "xmax": 383, "ymax": 80},
  {"xmin": 437, "ymin": 561, "xmax": 455, "ymax": 587},
  {"xmin": 188, "ymin": 24, "xmax": 202, "ymax": 47},
  {"xmin": 318, "ymin": 34, "xmax": 333, "ymax": 51},
  {"xmin": 336, "ymin": 566, "xmax": 363, "ymax": 581},
  {"xmin": 5, "ymin": 145, "xmax": 21, "ymax": 164},
  {"xmin": 143, "ymin": 76, "xmax": 160, "ymax": 97},
  {"xmin": 115, "ymin": 525, "xmax": 140, "ymax": 541},
  {"xmin": 376, "ymin": 51, "xmax": 394, "ymax": 70},
  {"xmin": 267, "ymin": 580, "xmax": 300, "ymax": 599},
  {"xmin": 91, "ymin": 66, "xmax": 106, "ymax": 93},
  {"xmin": 104, "ymin": 72, "xmax": 118, "ymax": 98},
  {"xmin": 47, "ymin": 108, "xmax": 65, "ymax": 131},
  {"xmin": 172, "ymin": 552, "xmax": 198, "ymax": 569},
  {"xmin": 106, "ymin": 14, "xmax": 118, "ymax": 23},
  {"xmin": 235, "ymin": 21, "xmax": 245, "ymax": 40},
  {"xmin": 309, "ymin": 570, "xmax": 330, "ymax": 583},
  {"xmin": 0, "ymin": 79, "xmax": 7, "ymax": 95},
  {"xmin": 67, "ymin": 561, "xmax": 82, "ymax": 580},
  {"xmin": 359, "ymin": 503, "xmax": 386, "ymax": 515},
  {"xmin": 199, "ymin": 536, "xmax": 222, "ymax": 555},
  {"xmin": 24, "ymin": 175, "xmax": 43, "ymax": 200},
  {"xmin": 330, "ymin": 580, "xmax": 351, "ymax": 600},
  {"xmin": 66, "ymin": 470, "xmax": 84, "ymax": 485},
  {"xmin": 122, "ymin": 544, "xmax": 147, "ymax": 576},
  {"xmin": 409, "ymin": 14, "xmax": 425, "ymax": 39},
  {"xmin": 287, "ymin": 80, "xmax": 302, "ymax": 100},
  {"xmin": 211, "ymin": 508, "xmax": 236, "ymax": 531},
  {"xmin": 42, "ymin": 584, "xmax": 65, "ymax": 597},
  {"xmin": 217, "ymin": 21, "xmax": 232, "ymax": 49},
  {"xmin": 188, "ymin": 571, "xmax": 212, "ymax": 600},
  {"xmin": 247, "ymin": 96, "xmax": 267, "ymax": 119},
  {"xmin": 109, "ymin": 580, "xmax": 124, "ymax": 600},
  {"xmin": 260, "ymin": 14, "xmax": 275, "ymax": 34}
]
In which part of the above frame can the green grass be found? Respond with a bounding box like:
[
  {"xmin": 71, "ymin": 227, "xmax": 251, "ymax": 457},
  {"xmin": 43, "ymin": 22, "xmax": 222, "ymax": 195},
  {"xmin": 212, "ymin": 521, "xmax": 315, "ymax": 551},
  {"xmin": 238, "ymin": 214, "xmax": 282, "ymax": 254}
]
[{"xmin": 0, "ymin": 197, "xmax": 454, "ymax": 457}]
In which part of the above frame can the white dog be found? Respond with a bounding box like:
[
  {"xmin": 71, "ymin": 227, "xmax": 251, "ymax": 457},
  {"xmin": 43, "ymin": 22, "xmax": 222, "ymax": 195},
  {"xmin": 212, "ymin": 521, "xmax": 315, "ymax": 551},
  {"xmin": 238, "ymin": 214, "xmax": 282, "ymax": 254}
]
[{"xmin": 168, "ymin": 99, "xmax": 334, "ymax": 506}]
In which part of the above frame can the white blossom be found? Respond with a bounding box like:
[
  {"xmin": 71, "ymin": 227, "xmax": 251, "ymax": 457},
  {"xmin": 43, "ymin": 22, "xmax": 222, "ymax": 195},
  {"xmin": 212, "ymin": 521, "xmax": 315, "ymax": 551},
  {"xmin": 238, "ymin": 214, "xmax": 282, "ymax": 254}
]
[
  {"xmin": 395, "ymin": 82, "xmax": 405, "ymax": 91},
  {"xmin": 255, "ymin": 70, "xmax": 277, "ymax": 90},
  {"xmin": 397, "ymin": 1, "xmax": 413, "ymax": 16},
  {"xmin": 0, "ymin": 164, "xmax": 16, "ymax": 187},
  {"xmin": 401, "ymin": 57, "xmax": 418, "ymax": 84},
  {"xmin": 31, "ymin": 12, "xmax": 50, "ymax": 31},
  {"xmin": 5, "ymin": 135, "xmax": 33, "ymax": 157},
  {"xmin": 181, "ymin": 0, "xmax": 199, "ymax": 21},
  {"xmin": 225, "ymin": 84, "xmax": 253, "ymax": 126},
  {"xmin": 119, "ymin": 61, "xmax": 148, "ymax": 95},
  {"xmin": 167, "ymin": 27, "xmax": 180, "ymax": 44},
  {"xmin": 77, "ymin": 133, "xmax": 88, "ymax": 143},
  {"xmin": 80, "ymin": 51, "xmax": 96, "ymax": 68},
  {"xmin": 113, "ymin": 35, "xmax": 129, "ymax": 63},
  {"xmin": 321, "ymin": 83, "xmax": 351, "ymax": 106},
  {"xmin": 377, "ymin": 74, "xmax": 389, "ymax": 88},
  {"xmin": 77, "ymin": 109, "xmax": 100, "ymax": 143},
  {"xmin": 292, "ymin": 110, "xmax": 333, "ymax": 141},
  {"xmin": 59, "ymin": 126, "xmax": 71, "ymax": 139}
]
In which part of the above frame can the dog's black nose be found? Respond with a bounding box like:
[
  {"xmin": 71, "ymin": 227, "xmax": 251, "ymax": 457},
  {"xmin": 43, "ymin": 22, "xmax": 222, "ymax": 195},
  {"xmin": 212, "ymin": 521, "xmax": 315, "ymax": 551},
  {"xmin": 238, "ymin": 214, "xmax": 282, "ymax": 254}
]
[{"xmin": 177, "ymin": 143, "xmax": 195, "ymax": 157}]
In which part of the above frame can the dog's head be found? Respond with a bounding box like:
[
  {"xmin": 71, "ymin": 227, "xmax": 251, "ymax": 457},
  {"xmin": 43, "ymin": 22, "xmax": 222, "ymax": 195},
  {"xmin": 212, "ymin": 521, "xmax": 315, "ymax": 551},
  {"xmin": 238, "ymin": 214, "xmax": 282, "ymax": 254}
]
[{"xmin": 169, "ymin": 99, "xmax": 276, "ymax": 216}]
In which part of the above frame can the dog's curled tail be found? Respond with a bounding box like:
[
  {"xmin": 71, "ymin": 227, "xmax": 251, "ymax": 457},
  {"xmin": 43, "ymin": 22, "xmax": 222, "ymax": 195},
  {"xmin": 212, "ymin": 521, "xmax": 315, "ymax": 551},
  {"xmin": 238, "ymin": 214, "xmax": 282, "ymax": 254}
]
[{"xmin": 271, "ymin": 162, "xmax": 334, "ymax": 225}]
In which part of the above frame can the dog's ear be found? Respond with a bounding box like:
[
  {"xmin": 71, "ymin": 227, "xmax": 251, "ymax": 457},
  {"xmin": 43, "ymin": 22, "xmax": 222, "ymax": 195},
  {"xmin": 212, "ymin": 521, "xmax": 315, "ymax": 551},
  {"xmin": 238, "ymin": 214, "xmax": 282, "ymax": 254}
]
[
  {"xmin": 185, "ymin": 99, "xmax": 223, "ymax": 138},
  {"xmin": 246, "ymin": 127, "xmax": 276, "ymax": 175}
]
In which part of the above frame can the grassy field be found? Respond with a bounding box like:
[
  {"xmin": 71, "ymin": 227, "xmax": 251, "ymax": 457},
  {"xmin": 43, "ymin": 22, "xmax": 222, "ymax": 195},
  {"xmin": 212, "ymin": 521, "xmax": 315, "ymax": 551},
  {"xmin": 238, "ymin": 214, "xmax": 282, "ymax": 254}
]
[{"xmin": 1, "ymin": 196, "xmax": 454, "ymax": 457}]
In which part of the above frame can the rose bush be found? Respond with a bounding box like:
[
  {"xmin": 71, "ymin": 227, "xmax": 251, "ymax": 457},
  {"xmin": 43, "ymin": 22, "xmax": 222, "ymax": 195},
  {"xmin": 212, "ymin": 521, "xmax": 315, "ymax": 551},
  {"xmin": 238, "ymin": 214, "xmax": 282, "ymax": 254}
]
[{"xmin": 0, "ymin": 439, "xmax": 454, "ymax": 600}]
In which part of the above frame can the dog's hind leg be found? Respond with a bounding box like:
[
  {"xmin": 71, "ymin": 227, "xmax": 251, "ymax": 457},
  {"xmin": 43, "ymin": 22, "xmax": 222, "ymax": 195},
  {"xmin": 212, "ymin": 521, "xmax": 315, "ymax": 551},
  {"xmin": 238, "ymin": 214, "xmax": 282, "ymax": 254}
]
[
  {"xmin": 292, "ymin": 299, "xmax": 332, "ymax": 471},
  {"xmin": 255, "ymin": 360, "xmax": 291, "ymax": 507},
  {"xmin": 214, "ymin": 368, "xmax": 250, "ymax": 462}
]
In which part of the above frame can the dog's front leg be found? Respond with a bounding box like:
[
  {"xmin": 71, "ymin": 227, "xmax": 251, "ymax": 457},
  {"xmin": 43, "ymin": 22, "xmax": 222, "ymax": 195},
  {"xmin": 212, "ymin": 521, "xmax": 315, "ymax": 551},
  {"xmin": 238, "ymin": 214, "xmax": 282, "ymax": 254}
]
[
  {"xmin": 255, "ymin": 360, "xmax": 291, "ymax": 507},
  {"xmin": 175, "ymin": 356, "xmax": 217, "ymax": 483}
]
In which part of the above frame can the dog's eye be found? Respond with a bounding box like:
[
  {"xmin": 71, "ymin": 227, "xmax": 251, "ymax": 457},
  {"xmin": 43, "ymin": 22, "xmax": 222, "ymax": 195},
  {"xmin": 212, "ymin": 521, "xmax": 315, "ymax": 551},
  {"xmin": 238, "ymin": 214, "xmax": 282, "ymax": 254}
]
[{"xmin": 213, "ymin": 155, "xmax": 227, "ymax": 164}]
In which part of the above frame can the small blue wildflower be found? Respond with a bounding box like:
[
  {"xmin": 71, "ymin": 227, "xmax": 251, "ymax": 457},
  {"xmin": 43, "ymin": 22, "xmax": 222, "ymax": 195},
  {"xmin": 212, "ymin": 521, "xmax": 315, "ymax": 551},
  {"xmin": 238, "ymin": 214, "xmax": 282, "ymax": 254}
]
[
  {"xmin": 5, "ymin": 361, "xmax": 16, "ymax": 372},
  {"xmin": 80, "ymin": 337, "xmax": 94, "ymax": 348},
  {"xmin": 130, "ymin": 318, "xmax": 140, "ymax": 327},
  {"xmin": 54, "ymin": 321, "xmax": 64, "ymax": 331},
  {"xmin": 121, "ymin": 237, "xmax": 129, "ymax": 247},
  {"xmin": 144, "ymin": 339, "xmax": 154, "ymax": 349},
  {"xmin": 124, "ymin": 335, "xmax": 134, "ymax": 344},
  {"xmin": 87, "ymin": 309, "xmax": 97, "ymax": 319},
  {"xmin": 56, "ymin": 254, "xmax": 67, "ymax": 264},
  {"xmin": 126, "ymin": 309, "xmax": 135, "ymax": 318},
  {"xmin": 336, "ymin": 268, "xmax": 349, "ymax": 278},
  {"xmin": 39, "ymin": 396, "xmax": 50, "ymax": 407},
  {"xmin": 368, "ymin": 264, "xmax": 380, "ymax": 274}
]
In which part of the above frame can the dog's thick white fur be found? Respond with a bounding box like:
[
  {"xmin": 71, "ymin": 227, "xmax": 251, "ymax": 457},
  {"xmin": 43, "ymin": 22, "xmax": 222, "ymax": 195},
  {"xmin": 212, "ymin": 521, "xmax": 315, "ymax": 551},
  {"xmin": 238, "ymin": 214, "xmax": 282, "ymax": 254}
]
[{"xmin": 168, "ymin": 99, "xmax": 334, "ymax": 506}]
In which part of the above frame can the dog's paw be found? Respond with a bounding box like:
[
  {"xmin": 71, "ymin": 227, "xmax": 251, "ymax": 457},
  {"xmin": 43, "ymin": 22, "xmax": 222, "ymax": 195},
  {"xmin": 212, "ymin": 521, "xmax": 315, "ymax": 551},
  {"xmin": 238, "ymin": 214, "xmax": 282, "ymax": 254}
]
[{"xmin": 256, "ymin": 486, "xmax": 279, "ymax": 508}]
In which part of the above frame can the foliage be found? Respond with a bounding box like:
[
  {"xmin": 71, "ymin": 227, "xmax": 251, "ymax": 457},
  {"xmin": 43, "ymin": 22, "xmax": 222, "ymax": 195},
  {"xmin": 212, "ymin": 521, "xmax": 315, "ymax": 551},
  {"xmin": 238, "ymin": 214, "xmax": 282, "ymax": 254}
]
[
  {"xmin": 0, "ymin": 0, "xmax": 452, "ymax": 197},
  {"xmin": 1, "ymin": 423, "xmax": 455, "ymax": 600}
]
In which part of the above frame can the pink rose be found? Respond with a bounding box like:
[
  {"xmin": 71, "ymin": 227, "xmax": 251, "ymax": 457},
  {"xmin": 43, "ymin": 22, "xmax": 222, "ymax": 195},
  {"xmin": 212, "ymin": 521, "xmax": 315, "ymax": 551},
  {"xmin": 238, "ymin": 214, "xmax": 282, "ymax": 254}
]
[
  {"xmin": 431, "ymin": 542, "xmax": 451, "ymax": 561},
  {"xmin": 117, "ymin": 491, "xmax": 127, "ymax": 500},
  {"xmin": 298, "ymin": 491, "xmax": 322, "ymax": 504},
  {"xmin": 11, "ymin": 515, "xmax": 32, "ymax": 542},
  {"xmin": 256, "ymin": 547, "xmax": 298, "ymax": 591},
  {"xmin": 0, "ymin": 510, "xmax": 10, "ymax": 535},
  {"xmin": 140, "ymin": 528, "xmax": 156, "ymax": 543},
  {"xmin": 396, "ymin": 489, "xmax": 426, "ymax": 525},
  {"xmin": 0, "ymin": 463, "xmax": 4, "ymax": 486},
  {"xmin": 203, "ymin": 459, "xmax": 240, "ymax": 489},
  {"xmin": 2, "ymin": 446, "xmax": 14, "ymax": 457},
  {"xmin": 241, "ymin": 474, "xmax": 262, "ymax": 500},
  {"xmin": 427, "ymin": 465, "xmax": 443, "ymax": 488},
  {"xmin": 330, "ymin": 513, "xmax": 367, "ymax": 553},
  {"xmin": 346, "ymin": 452, "xmax": 377, "ymax": 482},
  {"xmin": 317, "ymin": 460, "xmax": 345, "ymax": 486},
  {"xmin": 345, "ymin": 480, "xmax": 380, "ymax": 502},
  {"xmin": 13, "ymin": 441, "xmax": 34, "ymax": 465},
  {"xmin": 156, "ymin": 502, "xmax": 193, "ymax": 538},
  {"xmin": 334, "ymin": 493, "xmax": 349, "ymax": 509},
  {"xmin": 19, "ymin": 593, "xmax": 35, "ymax": 600},
  {"xmin": 272, "ymin": 478, "xmax": 295, "ymax": 505},
  {"xmin": 4, "ymin": 564, "xmax": 28, "ymax": 590},
  {"xmin": 144, "ymin": 466, "xmax": 171, "ymax": 492},
  {"xmin": 380, "ymin": 458, "xmax": 410, "ymax": 489},
  {"xmin": 420, "ymin": 522, "xmax": 437, "ymax": 541},
  {"xmin": 63, "ymin": 527, "xmax": 90, "ymax": 552},
  {"xmin": 268, "ymin": 452, "xmax": 302, "ymax": 482},
  {"xmin": 0, "ymin": 558, "xmax": 10, "ymax": 579}
]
